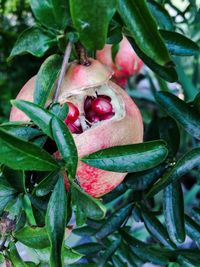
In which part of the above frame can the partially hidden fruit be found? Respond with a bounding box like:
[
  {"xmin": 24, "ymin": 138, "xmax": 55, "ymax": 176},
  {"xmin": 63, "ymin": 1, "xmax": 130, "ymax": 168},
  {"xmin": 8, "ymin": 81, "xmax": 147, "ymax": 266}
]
[
  {"xmin": 96, "ymin": 36, "xmax": 143, "ymax": 87},
  {"xmin": 10, "ymin": 58, "xmax": 143, "ymax": 197}
]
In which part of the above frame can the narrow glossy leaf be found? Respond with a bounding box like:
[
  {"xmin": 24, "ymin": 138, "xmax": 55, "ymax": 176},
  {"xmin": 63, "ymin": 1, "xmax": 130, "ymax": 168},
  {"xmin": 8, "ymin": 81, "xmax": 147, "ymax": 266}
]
[
  {"xmin": 147, "ymin": 0, "xmax": 174, "ymax": 30},
  {"xmin": 141, "ymin": 207, "xmax": 176, "ymax": 249},
  {"xmin": 82, "ymin": 140, "xmax": 168, "ymax": 173},
  {"xmin": 0, "ymin": 128, "xmax": 59, "ymax": 171},
  {"xmin": 10, "ymin": 27, "xmax": 56, "ymax": 58},
  {"xmin": 163, "ymin": 181, "xmax": 185, "ymax": 244},
  {"xmin": 46, "ymin": 175, "xmax": 67, "ymax": 267},
  {"xmin": 30, "ymin": 0, "xmax": 70, "ymax": 30},
  {"xmin": 73, "ymin": 242, "xmax": 103, "ymax": 255},
  {"xmin": 146, "ymin": 147, "xmax": 200, "ymax": 198},
  {"xmin": 4, "ymin": 167, "xmax": 26, "ymax": 193},
  {"xmin": 192, "ymin": 207, "xmax": 200, "ymax": 222},
  {"xmin": 105, "ymin": 189, "xmax": 135, "ymax": 217},
  {"xmin": 156, "ymin": 92, "xmax": 200, "ymax": 140},
  {"xmin": 34, "ymin": 55, "xmax": 61, "ymax": 107},
  {"xmin": 9, "ymin": 242, "xmax": 28, "ymax": 267},
  {"xmin": 125, "ymin": 163, "xmax": 166, "ymax": 191},
  {"xmin": 50, "ymin": 103, "xmax": 69, "ymax": 121},
  {"xmin": 72, "ymin": 226, "xmax": 97, "ymax": 236},
  {"xmin": 70, "ymin": 0, "xmax": 116, "ymax": 49},
  {"xmin": 63, "ymin": 246, "xmax": 83, "ymax": 265},
  {"xmin": 0, "ymin": 180, "xmax": 17, "ymax": 197},
  {"xmin": 96, "ymin": 204, "xmax": 133, "ymax": 239},
  {"xmin": 33, "ymin": 171, "xmax": 59, "ymax": 197},
  {"xmin": 185, "ymin": 215, "xmax": 200, "ymax": 247},
  {"xmin": 14, "ymin": 226, "xmax": 50, "ymax": 249},
  {"xmin": 11, "ymin": 100, "xmax": 53, "ymax": 138},
  {"xmin": 117, "ymin": 0, "xmax": 172, "ymax": 66},
  {"xmin": 175, "ymin": 59, "xmax": 198, "ymax": 101},
  {"xmin": 128, "ymin": 37, "xmax": 178, "ymax": 82},
  {"xmin": 159, "ymin": 117, "xmax": 180, "ymax": 157},
  {"xmin": 71, "ymin": 181, "xmax": 106, "ymax": 221},
  {"xmin": 112, "ymin": 255, "xmax": 129, "ymax": 267},
  {"xmin": 98, "ymin": 238, "xmax": 121, "ymax": 267},
  {"xmin": 51, "ymin": 116, "xmax": 78, "ymax": 179},
  {"xmin": 23, "ymin": 194, "xmax": 36, "ymax": 226},
  {"xmin": 69, "ymin": 264, "xmax": 97, "ymax": 267},
  {"xmin": 0, "ymin": 194, "xmax": 16, "ymax": 214},
  {"xmin": 0, "ymin": 124, "xmax": 42, "ymax": 141},
  {"xmin": 160, "ymin": 30, "xmax": 200, "ymax": 56},
  {"xmin": 121, "ymin": 230, "xmax": 169, "ymax": 265},
  {"xmin": 178, "ymin": 255, "xmax": 200, "ymax": 267}
]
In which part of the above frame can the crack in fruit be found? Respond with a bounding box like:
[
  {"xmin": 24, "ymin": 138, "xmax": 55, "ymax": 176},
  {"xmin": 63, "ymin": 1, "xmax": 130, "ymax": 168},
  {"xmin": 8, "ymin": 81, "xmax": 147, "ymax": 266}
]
[{"xmin": 64, "ymin": 94, "xmax": 115, "ymax": 134}]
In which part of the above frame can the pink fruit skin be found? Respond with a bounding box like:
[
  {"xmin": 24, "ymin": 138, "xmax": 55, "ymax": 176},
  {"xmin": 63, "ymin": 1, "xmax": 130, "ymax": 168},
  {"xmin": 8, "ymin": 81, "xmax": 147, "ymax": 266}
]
[
  {"xmin": 10, "ymin": 59, "xmax": 143, "ymax": 197},
  {"xmin": 96, "ymin": 36, "xmax": 143, "ymax": 86}
]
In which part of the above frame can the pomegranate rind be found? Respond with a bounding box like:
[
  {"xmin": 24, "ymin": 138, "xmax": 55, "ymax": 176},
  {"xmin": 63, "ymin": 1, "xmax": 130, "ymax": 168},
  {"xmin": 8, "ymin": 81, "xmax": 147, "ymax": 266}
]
[{"xmin": 58, "ymin": 58, "xmax": 113, "ymax": 103}]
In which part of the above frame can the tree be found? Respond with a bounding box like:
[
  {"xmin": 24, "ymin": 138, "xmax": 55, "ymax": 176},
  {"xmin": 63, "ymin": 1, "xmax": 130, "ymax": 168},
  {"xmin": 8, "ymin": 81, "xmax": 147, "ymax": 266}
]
[{"xmin": 0, "ymin": 0, "xmax": 200, "ymax": 266}]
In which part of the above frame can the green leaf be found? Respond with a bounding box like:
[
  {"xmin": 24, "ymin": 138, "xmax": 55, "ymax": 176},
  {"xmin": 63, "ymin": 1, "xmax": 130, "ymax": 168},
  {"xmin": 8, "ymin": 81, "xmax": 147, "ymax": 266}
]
[
  {"xmin": 125, "ymin": 163, "xmax": 166, "ymax": 191},
  {"xmin": 23, "ymin": 194, "xmax": 36, "ymax": 226},
  {"xmin": 105, "ymin": 189, "xmax": 135, "ymax": 217},
  {"xmin": 9, "ymin": 242, "xmax": 28, "ymax": 267},
  {"xmin": 156, "ymin": 92, "xmax": 200, "ymax": 140},
  {"xmin": 159, "ymin": 117, "xmax": 180, "ymax": 157},
  {"xmin": 117, "ymin": 0, "xmax": 172, "ymax": 66},
  {"xmin": 0, "ymin": 128, "xmax": 59, "ymax": 171},
  {"xmin": 10, "ymin": 27, "xmax": 56, "ymax": 58},
  {"xmin": 70, "ymin": 0, "xmax": 116, "ymax": 49},
  {"xmin": 33, "ymin": 171, "xmax": 59, "ymax": 197},
  {"xmin": 160, "ymin": 30, "xmax": 200, "ymax": 56},
  {"xmin": 178, "ymin": 255, "xmax": 200, "ymax": 267},
  {"xmin": 141, "ymin": 207, "xmax": 176, "ymax": 249},
  {"xmin": 11, "ymin": 100, "xmax": 53, "ymax": 138},
  {"xmin": 14, "ymin": 226, "xmax": 50, "ymax": 249},
  {"xmin": 34, "ymin": 55, "xmax": 61, "ymax": 107},
  {"xmin": 82, "ymin": 140, "xmax": 168, "ymax": 173},
  {"xmin": 46, "ymin": 175, "xmax": 67, "ymax": 267},
  {"xmin": 185, "ymin": 215, "xmax": 200, "ymax": 247},
  {"xmin": 0, "ymin": 124, "xmax": 42, "ymax": 141},
  {"xmin": 30, "ymin": 0, "xmax": 70, "ymax": 30},
  {"xmin": 128, "ymin": 37, "xmax": 178, "ymax": 82},
  {"xmin": 50, "ymin": 103, "xmax": 69, "ymax": 121},
  {"xmin": 96, "ymin": 204, "xmax": 133, "ymax": 239},
  {"xmin": 163, "ymin": 181, "xmax": 185, "ymax": 244},
  {"xmin": 121, "ymin": 230, "xmax": 169, "ymax": 265},
  {"xmin": 73, "ymin": 242, "xmax": 103, "ymax": 255},
  {"xmin": 146, "ymin": 147, "xmax": 200, "ymax": 198},
  {"xmin": 51, "ymin": 116, "xmax": 78, "ymax": 179},
  {"xmin": 71, "ymin": 181, "xmax": 106, "ymax": 221},
  {"xmin": 63, "ymin": 246, "xmax": 83, "ymax": 265},
  {"xmin": 3, "ymin": 167, "xmax": 26, "ymax": 193},
  {"xmin": 98, "ymin": 238, "xmax": 121, "ymax": 267},
  {"xmin": 175, "ymin": 59, "xmax": 198, "ymax": 101},
  {"xmin": 147, "ymin": 0, "xmax": 174, "ymax": 30}
]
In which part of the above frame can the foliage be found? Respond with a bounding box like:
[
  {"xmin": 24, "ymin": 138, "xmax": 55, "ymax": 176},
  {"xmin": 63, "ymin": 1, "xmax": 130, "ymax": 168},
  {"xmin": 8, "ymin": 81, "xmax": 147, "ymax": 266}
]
[{"xmin": 0, "ymin": 0, "xmax": 200, "ymax": 266}]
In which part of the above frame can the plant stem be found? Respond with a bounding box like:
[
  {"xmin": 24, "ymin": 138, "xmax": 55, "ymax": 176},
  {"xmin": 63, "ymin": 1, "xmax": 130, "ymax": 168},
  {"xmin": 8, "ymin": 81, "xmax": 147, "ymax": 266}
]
[
  {"xmin": 53, "ymin": 41, "xmax": 73, "ymax": 103},
  {"xmin": 75, "ymin": 42, "xmax": 91, "ymax": 66}
]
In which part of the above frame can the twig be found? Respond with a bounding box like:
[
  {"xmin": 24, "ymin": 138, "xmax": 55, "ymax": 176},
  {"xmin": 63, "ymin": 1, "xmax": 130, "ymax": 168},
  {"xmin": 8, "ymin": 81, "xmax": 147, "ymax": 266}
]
[{"xmin": 53, "ymin": 41, "xmax": 73, "ymax": 103}]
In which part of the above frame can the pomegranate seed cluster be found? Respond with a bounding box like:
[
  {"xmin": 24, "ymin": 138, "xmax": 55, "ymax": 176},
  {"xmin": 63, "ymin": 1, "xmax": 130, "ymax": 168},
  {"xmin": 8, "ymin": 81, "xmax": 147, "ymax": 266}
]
[{"xmin": 64, "ymin": 94, "xmax": 115, "ymax": 134}]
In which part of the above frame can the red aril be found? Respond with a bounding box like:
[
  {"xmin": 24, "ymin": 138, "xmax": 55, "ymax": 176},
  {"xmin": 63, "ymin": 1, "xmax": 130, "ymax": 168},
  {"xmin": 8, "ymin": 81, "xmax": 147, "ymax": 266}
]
[
  {"xmin": 91, "ymin": 97, "xmax": 113, "ymax": 115},
  {"xmin": 64, "ymin": 102, "xmax": 80, "ymax": 124}
]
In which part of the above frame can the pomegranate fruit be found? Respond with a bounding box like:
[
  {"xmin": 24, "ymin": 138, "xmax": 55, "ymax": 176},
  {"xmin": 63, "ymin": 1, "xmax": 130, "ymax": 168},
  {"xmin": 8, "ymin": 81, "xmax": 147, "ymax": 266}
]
[
  {"xmin": 10, "ymin": 58, "xmax": 143, "ymax": 197},
  {"xmin": 96, "ymin": 36, "xmax": 143, "ymax": 87}
]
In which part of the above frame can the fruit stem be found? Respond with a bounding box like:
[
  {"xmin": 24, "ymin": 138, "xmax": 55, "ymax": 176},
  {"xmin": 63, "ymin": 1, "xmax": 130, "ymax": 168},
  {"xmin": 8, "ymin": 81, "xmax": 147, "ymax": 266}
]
[
  {"xmin": 53, "ymin": 41, "xmax": 73, "ymax": 103},
  {"xmin": 76, "ymin": 42, "xmax": 91, "ymax": 66}
]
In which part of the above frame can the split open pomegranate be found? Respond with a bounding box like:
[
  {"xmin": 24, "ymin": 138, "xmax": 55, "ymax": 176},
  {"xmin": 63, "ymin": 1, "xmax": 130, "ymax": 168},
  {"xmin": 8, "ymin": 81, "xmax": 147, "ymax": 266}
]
[{"xmin": 10, "ymin": 58, "xmax": 143, "ymax": 197}]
